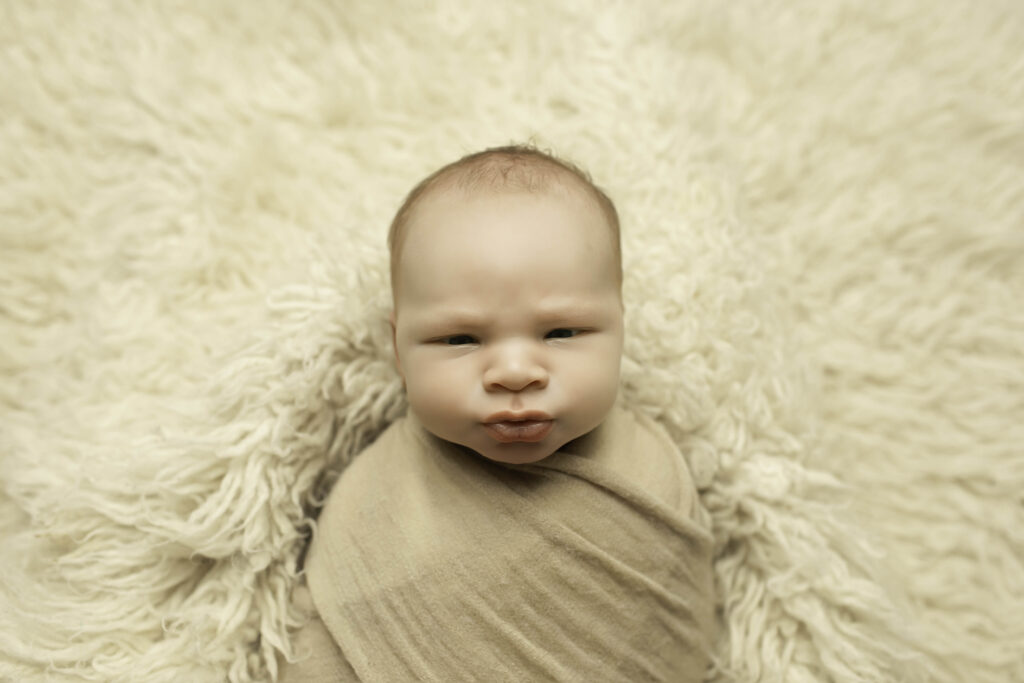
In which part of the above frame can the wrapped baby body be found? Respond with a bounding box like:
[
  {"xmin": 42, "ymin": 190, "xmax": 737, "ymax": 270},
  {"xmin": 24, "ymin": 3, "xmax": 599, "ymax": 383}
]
[{"xmin": 280, "ymin": 404, "xmax": 716, "ymax": 681}]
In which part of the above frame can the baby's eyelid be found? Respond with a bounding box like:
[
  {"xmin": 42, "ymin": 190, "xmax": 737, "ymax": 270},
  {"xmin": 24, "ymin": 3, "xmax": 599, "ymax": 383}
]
[
  {"xmin": 546, "ymin": 327, "xmax": 583, "ymax": 339},
  {"xmin": 431, "ymin": 329, "xmax": 588, "ymax": 344},
  {"xmin": 442, "ymin": 334, "xmax": 478, "ymax": 345}
]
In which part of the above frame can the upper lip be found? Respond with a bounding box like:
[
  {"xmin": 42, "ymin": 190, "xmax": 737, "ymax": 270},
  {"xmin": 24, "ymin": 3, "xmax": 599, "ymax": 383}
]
[{"xmin": 483, "ymin": 410, "xmax": 553, "ymax": 424}]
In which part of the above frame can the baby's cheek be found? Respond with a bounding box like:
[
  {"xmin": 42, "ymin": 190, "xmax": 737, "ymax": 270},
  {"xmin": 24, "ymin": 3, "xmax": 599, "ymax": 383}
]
[
  {"xmin": 559, "ymin": 348, "xmax": 621, "ymax": 411},
  {"xmin": 405, "ymin": 359, "xmax": 469, "ymax": 419}
]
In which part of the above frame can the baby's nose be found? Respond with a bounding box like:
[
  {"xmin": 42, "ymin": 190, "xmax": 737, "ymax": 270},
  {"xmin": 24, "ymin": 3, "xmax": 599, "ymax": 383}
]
[{"xmin": 483, "ymin": 346, "xmax": 548, "ymax": 392}]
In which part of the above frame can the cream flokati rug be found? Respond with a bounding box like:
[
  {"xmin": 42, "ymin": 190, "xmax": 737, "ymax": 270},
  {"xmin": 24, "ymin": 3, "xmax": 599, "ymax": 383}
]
[{"xmin": 1, "ymin": 1, "xmax": 1022, "ymax": 681}]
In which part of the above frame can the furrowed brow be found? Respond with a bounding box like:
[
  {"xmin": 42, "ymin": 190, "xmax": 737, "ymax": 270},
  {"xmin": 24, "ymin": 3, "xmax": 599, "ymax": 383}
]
[
  {"xmin": 535, "ymin": 299, "xmax": 605, "ymax": 321},
  {"xmin": 429, "ymin": 309, "xmax": 491, "ymax": 329}
]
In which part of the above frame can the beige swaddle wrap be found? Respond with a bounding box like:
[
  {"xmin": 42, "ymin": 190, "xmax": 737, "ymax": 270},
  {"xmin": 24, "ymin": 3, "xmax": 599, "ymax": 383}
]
[{"xmin": 280, "ymin": 404, "xmax": 715, "ymax": 682}]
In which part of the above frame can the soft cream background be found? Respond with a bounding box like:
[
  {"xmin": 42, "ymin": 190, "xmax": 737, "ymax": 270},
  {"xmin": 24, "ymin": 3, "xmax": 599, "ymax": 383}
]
[{"xmin": 1, "ymin": 1, "xmax": 1021, "ymax": 681}]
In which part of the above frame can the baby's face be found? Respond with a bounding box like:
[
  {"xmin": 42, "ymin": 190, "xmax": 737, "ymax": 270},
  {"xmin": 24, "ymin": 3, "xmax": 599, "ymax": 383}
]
[{"xmin": 391, "ymin": 188, "xmax": 623, "ymax": 464}]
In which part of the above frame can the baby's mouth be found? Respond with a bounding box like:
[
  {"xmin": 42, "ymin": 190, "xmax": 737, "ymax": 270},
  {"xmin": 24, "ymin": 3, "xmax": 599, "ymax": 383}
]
[{"xmin": 483, "ymin": 420, "xmax": 553, "ymax": 444}]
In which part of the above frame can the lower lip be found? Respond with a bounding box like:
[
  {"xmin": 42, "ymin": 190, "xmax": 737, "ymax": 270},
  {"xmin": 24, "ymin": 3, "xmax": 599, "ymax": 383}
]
[{"xmin": 483, "ymin": 420, "xmax": 553, "ymax": 444}]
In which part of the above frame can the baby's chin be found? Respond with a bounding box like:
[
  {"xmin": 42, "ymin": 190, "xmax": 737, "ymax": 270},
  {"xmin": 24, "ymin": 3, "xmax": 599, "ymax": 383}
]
[
  {"xmin": 468, "ymin": 441, "xmax": 563, "ymax": 465},
  {"xmin": 430, "ymin": 428, "xmax": 568, "ymax": 465}
]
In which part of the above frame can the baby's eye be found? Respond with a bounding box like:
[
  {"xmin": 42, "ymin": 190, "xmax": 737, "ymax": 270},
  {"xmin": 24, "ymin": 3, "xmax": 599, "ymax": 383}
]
[
  {"xmin": 545, "ymin": 328, "xmax": 577, "ymax": 339},
  {"xmin": 445, "ymin": 334, "xmax": 478, "ymax": 346}
]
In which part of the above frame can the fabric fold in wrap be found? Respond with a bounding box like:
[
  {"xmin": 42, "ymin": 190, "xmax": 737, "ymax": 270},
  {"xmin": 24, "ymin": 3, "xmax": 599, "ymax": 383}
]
[{"xmin": 281, "ymin": 404, "xmax": 715, "ymax": 682}]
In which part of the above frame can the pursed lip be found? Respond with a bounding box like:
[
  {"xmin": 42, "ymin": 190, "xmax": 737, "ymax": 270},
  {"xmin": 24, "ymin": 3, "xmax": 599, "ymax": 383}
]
[{"xmin": 483, "ymin": 410, "xmax": 553, "ymax": 424}]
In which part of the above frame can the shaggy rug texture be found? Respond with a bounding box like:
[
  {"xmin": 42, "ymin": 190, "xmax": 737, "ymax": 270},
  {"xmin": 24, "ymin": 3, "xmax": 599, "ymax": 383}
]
[{"xmin": 1, "ymin": 1, "xmax": 1021, "ymax": 681}]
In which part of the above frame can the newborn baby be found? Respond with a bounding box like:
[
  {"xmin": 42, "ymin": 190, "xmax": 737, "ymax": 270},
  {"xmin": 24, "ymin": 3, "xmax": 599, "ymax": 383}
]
[{"xmin": 279, "ymin": 145, "xmax": 716, "ymax": 681}]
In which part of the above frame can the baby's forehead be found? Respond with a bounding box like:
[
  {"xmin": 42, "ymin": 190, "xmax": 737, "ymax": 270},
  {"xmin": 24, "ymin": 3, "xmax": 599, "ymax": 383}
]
[
  {"xmin": 401, "ymin": 186, "xmax": 608, "ymax": 267},
  {"xmin": 399, "ymin": 188, "xmax": 619, "ymax": 290}
]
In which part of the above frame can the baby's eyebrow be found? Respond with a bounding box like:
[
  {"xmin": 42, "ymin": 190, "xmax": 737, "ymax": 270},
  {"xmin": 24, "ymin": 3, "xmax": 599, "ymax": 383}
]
[
  {"xmin": 419, "ymin": 299, "xmax": 609, "ymax": 331},
  {"xmin": 534, "ymin": 299, "xmax": 607, "ymax": 321},
  {"xmin": 429, "ymin": 309, "xmax": 492, "ymax": 329}
]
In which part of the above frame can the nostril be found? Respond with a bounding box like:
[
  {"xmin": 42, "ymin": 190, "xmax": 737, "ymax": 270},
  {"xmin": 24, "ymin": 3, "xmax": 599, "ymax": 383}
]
[{"xmin": 484, "ymin": 365, "xmax": 548, "ymax": 392}]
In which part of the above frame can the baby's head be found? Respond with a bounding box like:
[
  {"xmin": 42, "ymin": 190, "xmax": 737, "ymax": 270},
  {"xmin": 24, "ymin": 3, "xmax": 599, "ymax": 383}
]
[{"xmin": 388, "ymin": 145, "xmax": 624, "ymax": 464}]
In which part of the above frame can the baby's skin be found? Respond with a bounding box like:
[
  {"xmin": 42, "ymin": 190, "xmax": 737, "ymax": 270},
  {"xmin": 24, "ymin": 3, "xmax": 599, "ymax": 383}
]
[{"xmin": 389, "ymin": 167, "xmax": 624, "ymax": 465}]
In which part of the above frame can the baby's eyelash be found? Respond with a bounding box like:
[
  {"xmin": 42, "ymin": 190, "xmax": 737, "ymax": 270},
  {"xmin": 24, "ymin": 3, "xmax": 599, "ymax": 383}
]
[
  {"xmin": 545, "ymin": 328, "xmax": 577, "ymax": 339},
  {"xmin": 443, "ymin": 334, "xmax": 477, "ymax": 346},
  {"xmin": 432, "ymin": 329, "xmax": 587, "ymax": 345}
]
